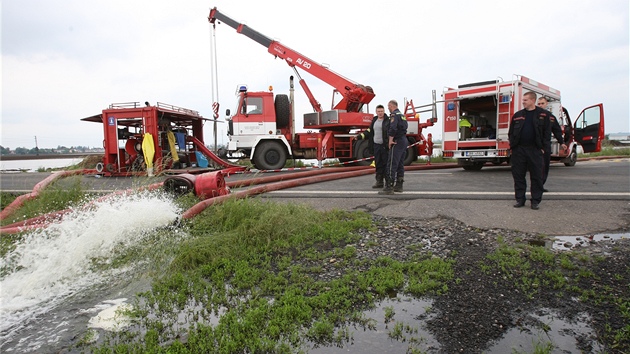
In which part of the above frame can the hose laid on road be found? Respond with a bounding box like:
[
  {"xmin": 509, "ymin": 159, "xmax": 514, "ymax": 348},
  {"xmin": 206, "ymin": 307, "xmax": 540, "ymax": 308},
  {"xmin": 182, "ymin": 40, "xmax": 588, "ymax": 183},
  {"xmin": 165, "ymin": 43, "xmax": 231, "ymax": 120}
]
[
  {"xmin": 181, "ymin": 162, "xmax": 460, "ymax": 219},
  {"xmin": 182, "ymin": 167, "xmax": 375, "ymax": 219}
]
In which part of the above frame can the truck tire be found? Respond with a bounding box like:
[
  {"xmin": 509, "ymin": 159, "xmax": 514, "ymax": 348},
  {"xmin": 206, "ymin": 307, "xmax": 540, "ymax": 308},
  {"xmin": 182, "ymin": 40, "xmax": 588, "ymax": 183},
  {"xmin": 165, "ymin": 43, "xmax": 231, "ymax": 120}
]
[
  {"xmin": 275, "ymin": 94, "xmax": 290, "ymax": 128},
  {"xmin": 354, "ymin": 139, "xmax": 372, "ymax": 166},
  {"xmin": 403, "ymin": 137, "xmax": 417, "ymax": 166},
  {"xmin": 253, "ymin": 141, "xmax": 287, "ymax": 170},
  {"xmin": 462, "ymin": 162, "xmax": 484, "ymax": 171},
  {"xmin": 564, "ymin": 147, "xmax": 577, "ymax": 166}
]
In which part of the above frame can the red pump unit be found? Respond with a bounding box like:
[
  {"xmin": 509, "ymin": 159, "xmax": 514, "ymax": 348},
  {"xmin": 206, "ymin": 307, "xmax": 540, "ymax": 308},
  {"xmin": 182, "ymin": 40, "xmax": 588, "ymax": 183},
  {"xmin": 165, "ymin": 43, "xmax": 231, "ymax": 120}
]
[{"xmin": 82, "ymin": 102, "xmax": 215, "ymax": 176}]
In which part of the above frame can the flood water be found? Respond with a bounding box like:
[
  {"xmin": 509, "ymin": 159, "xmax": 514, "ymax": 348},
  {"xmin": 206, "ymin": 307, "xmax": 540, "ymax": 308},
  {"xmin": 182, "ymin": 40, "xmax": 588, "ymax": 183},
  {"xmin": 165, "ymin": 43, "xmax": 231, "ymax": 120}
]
[
  {"xmin": 308, "ymin": 297, "xmax": 439, "ymax": 353},
  {"xmin": 0, "ymin": 192, "xmax": 180, "ymax": 353},
  {"xmin": 0, "ymin": 158, "xmax": 82, "ymax": 172},
  {"xmin": 552, "ymin": 232, "xmax": 630, "ymax": 251}
]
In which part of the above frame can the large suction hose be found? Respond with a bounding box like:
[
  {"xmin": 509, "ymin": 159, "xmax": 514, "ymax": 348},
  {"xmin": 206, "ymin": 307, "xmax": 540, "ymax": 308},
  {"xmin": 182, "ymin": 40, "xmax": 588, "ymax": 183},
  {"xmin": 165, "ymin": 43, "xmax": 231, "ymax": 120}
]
[
  {"xmin": 0, "ymin": 181, "xmax": 164, "ymax": 235},
  {"xmin": 0, "ymin": 170, "xmax": 88, "ymax": 221},
  {"xmin": 182, "ymin": 167, "xmax": 375, "ymax": 219}
]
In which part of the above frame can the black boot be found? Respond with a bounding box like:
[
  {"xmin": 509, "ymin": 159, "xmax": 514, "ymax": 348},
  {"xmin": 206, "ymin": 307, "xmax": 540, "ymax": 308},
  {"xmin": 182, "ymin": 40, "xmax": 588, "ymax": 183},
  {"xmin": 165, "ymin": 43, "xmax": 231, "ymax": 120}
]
[
  {"xmin": 372, "ymin": 174, "xmax": 384, "ymax": 189},
  {"xmin": 378, "ymin": 178, "xmax": 394, "ymax": 195},
  {"xmin": 393, "ymin": 178, "xmax": 404, "ymax": 193}
]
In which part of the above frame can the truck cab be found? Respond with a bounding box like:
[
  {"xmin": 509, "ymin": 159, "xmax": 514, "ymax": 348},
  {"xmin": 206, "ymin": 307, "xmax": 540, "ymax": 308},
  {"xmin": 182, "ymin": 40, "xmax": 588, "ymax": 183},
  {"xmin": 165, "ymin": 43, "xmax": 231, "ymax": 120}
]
[{"xmin": 224, "ymin": 86, "xmax": 293, "ymax": 170}]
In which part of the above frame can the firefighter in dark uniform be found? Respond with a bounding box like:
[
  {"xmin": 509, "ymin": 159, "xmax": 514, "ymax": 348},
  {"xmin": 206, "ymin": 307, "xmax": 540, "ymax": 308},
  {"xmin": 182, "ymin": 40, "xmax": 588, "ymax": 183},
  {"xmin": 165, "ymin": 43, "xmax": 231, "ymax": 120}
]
[
  {"xmin": 537, "ymin": 97, "xmax": 567, "ymax": 191},
  {"xmin": 508, "ymin": 92, "xmax": 552, "ymax": 210},
  {"xmin": 356, "ymin": 104, "xmax": 390, "ymax": 188},
  {"xmin": 379, "ymin": 99, "xmax": 408, "ymax": 194}
]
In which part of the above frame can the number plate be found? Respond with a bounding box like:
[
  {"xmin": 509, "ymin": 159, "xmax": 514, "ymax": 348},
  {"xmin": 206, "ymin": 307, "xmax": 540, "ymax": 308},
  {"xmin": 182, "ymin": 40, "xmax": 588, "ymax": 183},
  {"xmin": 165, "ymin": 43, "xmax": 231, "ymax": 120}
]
[{"xmin": 465, "ymin": 151, "xmax": 485, "ymax": 156}]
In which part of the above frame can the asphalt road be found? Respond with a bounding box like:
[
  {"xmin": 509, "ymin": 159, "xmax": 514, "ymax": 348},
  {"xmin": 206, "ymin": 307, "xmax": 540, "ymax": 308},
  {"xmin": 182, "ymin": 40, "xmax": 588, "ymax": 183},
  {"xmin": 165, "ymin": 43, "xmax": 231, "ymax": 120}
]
[
  {"xmin": 262, "ymin": 158, "xmax": 630, "ymax": 236},
  {"xmin": 1, "ymin": 158, "xmax": 629, "ymax": 236}
]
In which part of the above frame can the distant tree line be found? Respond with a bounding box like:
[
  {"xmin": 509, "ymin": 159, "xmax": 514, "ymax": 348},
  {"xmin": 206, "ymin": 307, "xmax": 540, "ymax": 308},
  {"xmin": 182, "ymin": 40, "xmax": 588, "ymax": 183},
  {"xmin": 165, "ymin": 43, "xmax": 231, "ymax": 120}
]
[{"xmin": 0, "ymin": 145, "xmax": 103, "ymax": 156}]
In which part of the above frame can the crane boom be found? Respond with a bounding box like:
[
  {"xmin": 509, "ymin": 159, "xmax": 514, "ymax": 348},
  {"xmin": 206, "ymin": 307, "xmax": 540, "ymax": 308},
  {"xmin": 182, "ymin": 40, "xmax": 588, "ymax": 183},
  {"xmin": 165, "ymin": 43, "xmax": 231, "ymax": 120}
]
[{"xmin": 208, "ymin": 7, "xmax": 375, "ymax": 113}]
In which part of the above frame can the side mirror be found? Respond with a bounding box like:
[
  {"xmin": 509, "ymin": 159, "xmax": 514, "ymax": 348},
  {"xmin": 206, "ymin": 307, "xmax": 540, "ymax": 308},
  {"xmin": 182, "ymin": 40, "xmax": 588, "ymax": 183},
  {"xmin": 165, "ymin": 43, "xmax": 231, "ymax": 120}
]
[{"xmin": 225, "ymin": 109, "xmax": 231, "ymax": 116}]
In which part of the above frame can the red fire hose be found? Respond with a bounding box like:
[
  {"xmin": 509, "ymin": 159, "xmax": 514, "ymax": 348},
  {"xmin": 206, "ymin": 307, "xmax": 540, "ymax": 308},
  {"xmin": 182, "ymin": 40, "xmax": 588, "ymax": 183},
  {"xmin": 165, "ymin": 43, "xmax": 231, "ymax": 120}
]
[
  {"xmin": 0, "ymin": 170, "xmax": 87, "ymax": 222},
  {"xmin": 181, "ymin": 163, "xmax": 460, "ymax": 219},
  {"xmin": 1, "ymin": 162, "xmax": 459, "ymax": 235},
  {"xmin": 0, "ymin": 180, "xmax": 165, "ymax": 235}
]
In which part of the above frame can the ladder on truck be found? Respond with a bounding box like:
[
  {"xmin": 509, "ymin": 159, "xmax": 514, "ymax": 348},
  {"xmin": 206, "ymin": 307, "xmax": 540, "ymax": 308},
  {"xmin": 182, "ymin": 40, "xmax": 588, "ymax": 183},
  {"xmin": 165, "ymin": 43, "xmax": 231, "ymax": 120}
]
[{"xmin": 496, "ymin": 80, "xmax": 515, "ymax": 132}]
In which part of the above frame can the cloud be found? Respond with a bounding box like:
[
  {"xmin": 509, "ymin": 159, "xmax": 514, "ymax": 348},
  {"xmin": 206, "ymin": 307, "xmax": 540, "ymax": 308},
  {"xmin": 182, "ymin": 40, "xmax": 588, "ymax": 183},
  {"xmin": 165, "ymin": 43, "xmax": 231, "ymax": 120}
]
[{"xmin": 2, "ymin": 0, "xmax": 628, "ymax": 151}]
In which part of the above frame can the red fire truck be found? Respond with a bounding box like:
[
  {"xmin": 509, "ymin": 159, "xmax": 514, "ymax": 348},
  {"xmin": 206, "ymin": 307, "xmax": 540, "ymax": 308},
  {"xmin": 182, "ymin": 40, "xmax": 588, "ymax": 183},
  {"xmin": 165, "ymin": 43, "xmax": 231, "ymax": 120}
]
[
  {"xmin": 209, "ymin": 8, "xmax": 437, "ymax": 170},
  {"xmin": 441, "ymin": 75, "xmax": 605, "ymax": 170}
]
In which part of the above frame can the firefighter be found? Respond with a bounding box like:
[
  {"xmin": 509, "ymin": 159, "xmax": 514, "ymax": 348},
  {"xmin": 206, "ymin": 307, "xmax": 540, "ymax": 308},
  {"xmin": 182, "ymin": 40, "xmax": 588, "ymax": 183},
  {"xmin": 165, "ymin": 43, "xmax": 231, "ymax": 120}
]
[
  {"xmin": 379, "ymin": 99, "xmax": 408, "ymax": 194},
  {"xmin": 508, "ymin": 92, "xmax": 552, "ymax": 210},
  {"xmin": 356, "ymin": 104, "xmax": 389, "ymax": 188},
  {"xmin": 536, "ymin": 97, "xmax": 566, "ymax": 191}
]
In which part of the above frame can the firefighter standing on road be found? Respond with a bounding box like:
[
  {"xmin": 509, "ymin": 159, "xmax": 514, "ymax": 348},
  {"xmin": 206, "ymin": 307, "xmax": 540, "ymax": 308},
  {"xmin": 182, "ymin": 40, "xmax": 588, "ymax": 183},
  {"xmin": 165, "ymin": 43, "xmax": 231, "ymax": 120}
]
[
  {"xmin": 508, "ymin": 92, "xmax": 551, "ymax": 210},
  {"xmin": 356, "ymin": 104, "xmax": 390, "ymax": 188},
  {"xmin": 537, "ymin": 97, "xmax": 567, "ymax": 191},
  {"xmin": 379, "ymin": 100, "xmax": 408, "ymax": 195}
]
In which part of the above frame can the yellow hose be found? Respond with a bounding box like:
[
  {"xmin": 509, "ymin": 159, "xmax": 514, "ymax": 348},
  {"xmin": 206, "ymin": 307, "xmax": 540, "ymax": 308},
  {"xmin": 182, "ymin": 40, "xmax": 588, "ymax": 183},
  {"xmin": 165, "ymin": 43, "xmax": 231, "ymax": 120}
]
[{"xmin": 167, "ymin": 131, "xmax": 180, "ymax": 162}]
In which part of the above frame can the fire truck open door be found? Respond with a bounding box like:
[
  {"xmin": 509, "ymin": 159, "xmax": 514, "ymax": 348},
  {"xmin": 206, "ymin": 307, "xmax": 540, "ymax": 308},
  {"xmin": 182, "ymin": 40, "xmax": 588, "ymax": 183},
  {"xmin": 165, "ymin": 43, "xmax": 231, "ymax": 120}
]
[{"xmin": 573, "ymin": 103, "xmax": 605, "ymax": 153}]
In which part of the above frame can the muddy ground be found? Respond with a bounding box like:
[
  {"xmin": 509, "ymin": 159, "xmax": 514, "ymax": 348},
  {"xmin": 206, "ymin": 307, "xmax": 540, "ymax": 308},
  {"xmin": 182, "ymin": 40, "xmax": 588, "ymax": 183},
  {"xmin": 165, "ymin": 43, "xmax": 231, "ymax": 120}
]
[{"xmin": 309, "ymin": 215, "xmax": 630, "ymax": 353}]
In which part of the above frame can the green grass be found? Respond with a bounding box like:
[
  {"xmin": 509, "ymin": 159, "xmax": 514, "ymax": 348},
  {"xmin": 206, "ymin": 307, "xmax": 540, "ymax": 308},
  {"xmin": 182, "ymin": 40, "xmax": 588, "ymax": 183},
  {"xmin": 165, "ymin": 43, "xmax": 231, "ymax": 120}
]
[
  {"xmin": 79, "ymin": 197, "xmax": 455, "ymax": 353},
  {"xmin": 0, "ymin": 176, "xmax": 90, "ymax": 227},
  {"xmin": 1, "ymin": 192, "xmax": 20, "ymax": 210},
  {"xmin": 579, "ymin": 146, "xmax": 630, "ymax": 157}
]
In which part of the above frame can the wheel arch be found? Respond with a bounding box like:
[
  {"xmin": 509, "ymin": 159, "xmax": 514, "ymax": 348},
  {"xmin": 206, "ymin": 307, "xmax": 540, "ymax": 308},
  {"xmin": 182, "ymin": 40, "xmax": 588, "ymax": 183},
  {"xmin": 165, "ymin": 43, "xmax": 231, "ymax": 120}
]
[{"xmin": 250, "ymin": 136, "xmax": 292, "ymax": 161}]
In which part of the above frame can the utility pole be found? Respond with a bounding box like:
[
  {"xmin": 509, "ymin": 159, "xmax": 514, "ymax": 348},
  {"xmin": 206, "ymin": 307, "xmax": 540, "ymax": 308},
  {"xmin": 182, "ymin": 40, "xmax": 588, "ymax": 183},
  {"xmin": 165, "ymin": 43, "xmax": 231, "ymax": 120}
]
[{"xmin": 34, "ymin": 136, "xmax": 39, "ymax": 155}]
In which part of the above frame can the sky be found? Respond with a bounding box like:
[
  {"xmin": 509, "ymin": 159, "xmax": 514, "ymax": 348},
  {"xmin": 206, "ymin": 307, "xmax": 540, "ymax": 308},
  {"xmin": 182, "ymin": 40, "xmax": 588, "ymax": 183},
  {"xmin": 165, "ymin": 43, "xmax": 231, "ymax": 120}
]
[{"xmin": 1, "ymin": 0, "xmax": 628, "ymax": 150}]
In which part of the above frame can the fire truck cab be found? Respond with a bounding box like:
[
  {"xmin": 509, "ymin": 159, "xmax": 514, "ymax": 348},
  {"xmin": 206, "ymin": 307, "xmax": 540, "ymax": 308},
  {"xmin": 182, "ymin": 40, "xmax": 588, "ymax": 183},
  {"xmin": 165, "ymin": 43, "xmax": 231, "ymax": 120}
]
[{"xmin": 441, "ymin": 75, "xmax": 605, "ymax": 170}]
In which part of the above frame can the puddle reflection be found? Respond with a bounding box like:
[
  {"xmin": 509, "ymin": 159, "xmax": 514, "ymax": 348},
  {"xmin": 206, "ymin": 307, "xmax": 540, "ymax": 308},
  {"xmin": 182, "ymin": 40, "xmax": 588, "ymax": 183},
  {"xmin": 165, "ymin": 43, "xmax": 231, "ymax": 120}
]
[
  {"xmin": 552, "ymin": 232, "xmax": 629, "ymax": 251},
  {"xmin": 486, "ymin": 308, "xmax": 604, "ymax": 353},
  {"xmin": 308, "ymin": 297, "xmax": 440, "ymax": 353}
]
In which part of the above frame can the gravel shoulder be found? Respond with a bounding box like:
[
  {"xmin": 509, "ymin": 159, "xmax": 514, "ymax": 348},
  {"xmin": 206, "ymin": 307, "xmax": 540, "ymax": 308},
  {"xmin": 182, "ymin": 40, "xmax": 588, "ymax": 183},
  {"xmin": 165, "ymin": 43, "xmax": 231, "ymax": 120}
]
[
  {"xmin": 270, "ymin": 198, "xmax": 630, "ymax": 236},
  {"xmin": 346, "ymin": 215, "xmax": 630, "ymax": 353},
  {"xmin": 274, "ymin": 197, "xmax": 630, "ymax": 353}
]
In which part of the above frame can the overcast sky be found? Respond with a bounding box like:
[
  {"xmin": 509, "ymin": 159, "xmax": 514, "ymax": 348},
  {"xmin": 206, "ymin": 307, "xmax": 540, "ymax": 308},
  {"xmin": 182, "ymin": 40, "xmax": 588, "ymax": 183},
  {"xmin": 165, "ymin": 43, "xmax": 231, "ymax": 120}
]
[{"xmin": 2, "ymin": 0, "xmax": 628, "ymax": 149}]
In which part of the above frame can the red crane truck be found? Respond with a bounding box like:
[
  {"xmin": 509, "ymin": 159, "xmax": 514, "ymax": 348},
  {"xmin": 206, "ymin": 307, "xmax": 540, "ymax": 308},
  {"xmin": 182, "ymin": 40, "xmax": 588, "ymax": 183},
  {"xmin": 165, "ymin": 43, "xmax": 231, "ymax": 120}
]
[
  {"xmin": 441, "ymin": 75, "xmax": 605, "ymax": 170},
  {"xmin": 208, "ymin": 8, "xmax": 437, "ymax": 170}
]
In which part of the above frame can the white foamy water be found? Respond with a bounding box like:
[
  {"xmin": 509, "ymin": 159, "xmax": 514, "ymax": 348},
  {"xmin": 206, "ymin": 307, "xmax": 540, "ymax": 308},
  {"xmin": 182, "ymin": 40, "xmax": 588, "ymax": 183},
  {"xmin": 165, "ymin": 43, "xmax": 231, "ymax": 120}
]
[{"xmin": 0, "ymin": 191, "xmax": 181, "ymax": 347}]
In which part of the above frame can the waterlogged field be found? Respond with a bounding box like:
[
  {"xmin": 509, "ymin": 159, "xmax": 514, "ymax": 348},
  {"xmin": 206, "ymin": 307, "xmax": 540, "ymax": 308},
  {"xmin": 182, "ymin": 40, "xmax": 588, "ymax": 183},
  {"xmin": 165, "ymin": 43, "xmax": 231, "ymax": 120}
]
[{"xmin": 1, "ymin": 183, "xmax": 629, "ymax": 353}]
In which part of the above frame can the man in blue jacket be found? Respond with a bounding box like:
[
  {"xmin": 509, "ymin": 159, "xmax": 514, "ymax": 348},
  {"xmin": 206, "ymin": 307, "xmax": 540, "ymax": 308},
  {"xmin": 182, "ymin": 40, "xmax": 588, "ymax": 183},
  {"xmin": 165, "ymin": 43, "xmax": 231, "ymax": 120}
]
[
  {"xmin": 380, "ymin": 100, "xmax": 408, "ymax": 195},
  {"xmin": 508, "ymin": 92, "xmax": 552, "ymax": 210}
]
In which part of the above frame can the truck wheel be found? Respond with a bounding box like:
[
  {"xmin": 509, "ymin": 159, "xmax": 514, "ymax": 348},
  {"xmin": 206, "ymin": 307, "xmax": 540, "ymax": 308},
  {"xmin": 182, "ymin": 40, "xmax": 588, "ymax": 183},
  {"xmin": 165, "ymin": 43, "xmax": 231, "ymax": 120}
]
[
  {"xmin": 253, "ymin": 141, "xmax": 287, "ymax": 170},
  {"xmin": 462, "ymin": 162, "xmax": 484, "ymax": 171},
  {"xmin": 403, "ymin": 137, "xmax": 417, "ymax": 166},
  {"xmin": 564, "ymin": 147, "xmax": 577, "ymax": 166},
  {"xmin": 275, "ymin": 94, "xmax": 290, "ymax": 128},
  {"xmin": 354, "ymin": 139, "xmax": 372, "ymax": 166}
]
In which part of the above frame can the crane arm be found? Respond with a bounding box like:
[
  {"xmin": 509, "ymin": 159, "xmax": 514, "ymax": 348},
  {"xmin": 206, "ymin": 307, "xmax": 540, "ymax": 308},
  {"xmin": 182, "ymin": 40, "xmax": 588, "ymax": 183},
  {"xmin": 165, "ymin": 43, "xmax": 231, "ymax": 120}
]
[{"xmin": 208, "ymin": 7, "xmax": 375, "ymax": 113}]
